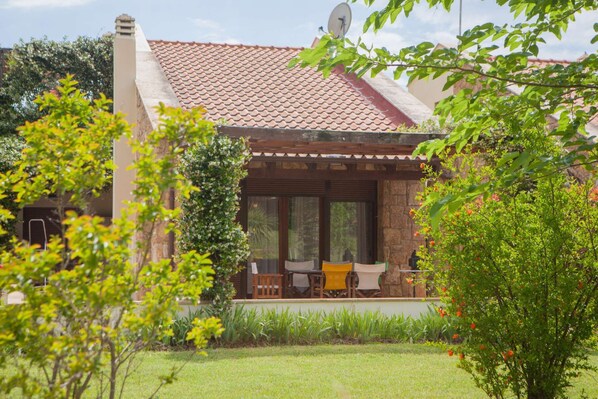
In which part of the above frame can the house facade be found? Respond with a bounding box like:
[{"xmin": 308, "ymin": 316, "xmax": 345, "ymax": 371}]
[{"xmin": 112, "ymin": 15, "xmax": 437, "ymax": 299}]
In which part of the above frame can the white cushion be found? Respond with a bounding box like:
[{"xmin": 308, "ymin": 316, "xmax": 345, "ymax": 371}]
[
  {"xmin": 354, "ymin": 263, "xmax": 385, "ymax": 291},
  {"xmin": 285, "ymin": 260, "xmax": 315, "ymax": 288}
]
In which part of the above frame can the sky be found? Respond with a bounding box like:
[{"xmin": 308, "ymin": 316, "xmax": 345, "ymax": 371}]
[{"xmin": 0, "ymin": 0, "xmax": 596, "ymax": 63}]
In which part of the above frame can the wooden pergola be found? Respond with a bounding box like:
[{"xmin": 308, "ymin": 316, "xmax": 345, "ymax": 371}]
[
  {"xmin": 219, "ymin": 126, "xmax": 442, "ymax": 181},
  {"xmin": 218, "ymin": 126, "xmax": 443, "ymax": 299}
]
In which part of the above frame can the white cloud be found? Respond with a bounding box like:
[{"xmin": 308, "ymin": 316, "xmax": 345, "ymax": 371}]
[
  {"xmin": 412, "ymin": 3, "xmax": 453, "ymax": 26},
  {"xmin": 0, "ymin": 0, "xmax": 93, "ymax": 8},
  {"xmin": 222, "ymin": 38, "xmax": 241, "ymax": 45},
  {"xmin": 540, "ymin": 10, "xmax": 598, "ymax": 60},
  {"xmin": 188, "ymin": 17, "xmax": 241, "ymax": 44},
  {"xmin": 294, "ymin": 21, "xmax": 319, "ymax": 35},
  {"xmin": 348, "ymin": 20, "xmax": 407, "ymax": 52},
  {"xmin": 190, "ymin": 18, "xmax": 222, "ymax": 32},
  {"xmin": 361, "ymin": 30, "xmax": 408, "ymax": 53}
]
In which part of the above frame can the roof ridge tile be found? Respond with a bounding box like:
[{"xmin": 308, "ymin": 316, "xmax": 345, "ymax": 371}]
[{"xmin": 148, "ymin": 39, "xmax": 304, "ymax": 51}]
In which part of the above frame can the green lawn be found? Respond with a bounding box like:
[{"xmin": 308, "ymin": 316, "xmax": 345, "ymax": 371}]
[{"xmin": 120, "ymin": 344, "xmax": 598, "ymax": 399}]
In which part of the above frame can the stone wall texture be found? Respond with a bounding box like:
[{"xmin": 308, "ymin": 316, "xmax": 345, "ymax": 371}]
[
  {"xmin": 378, "ymin": 180, "xmax": 426, "ymax": 296},
  {"xmin": 135, "ymin": 90, "xmax": 171, "ymax": 265}
]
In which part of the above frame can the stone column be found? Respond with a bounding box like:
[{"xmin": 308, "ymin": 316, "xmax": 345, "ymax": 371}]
[{"xmin": 378, "ymin": 179, "xmax": 425, "ymax": 296}]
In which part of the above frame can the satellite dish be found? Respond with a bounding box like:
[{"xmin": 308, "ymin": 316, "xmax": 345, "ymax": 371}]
[{"xmin": 327, "ymin": 3, "xmax": 352, "ymax": 38}]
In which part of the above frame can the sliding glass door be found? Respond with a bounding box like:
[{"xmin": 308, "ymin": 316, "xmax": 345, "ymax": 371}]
[
  {"xmin": 329, "ymin": 202, "xmax": 374, "ymax": 263},
  {"xmin": 247, "ymin": 197, "xmax": 279, "ymax": 293},
  {"xmin": 247, "ymin": 196, "xmax": 374, "ymax": 276},
  {"xmin": 288, "ymin": 197, "xmax": 320, "ymax": 264}
]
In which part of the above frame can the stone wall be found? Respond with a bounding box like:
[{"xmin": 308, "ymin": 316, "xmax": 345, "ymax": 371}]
[
  {"xmin": 378, "ymin": 180, "xmax": 426, "ymax": 296},
  {"xmin": 135, "ymin": 89, "xmax": 171, "ymax": 265}
]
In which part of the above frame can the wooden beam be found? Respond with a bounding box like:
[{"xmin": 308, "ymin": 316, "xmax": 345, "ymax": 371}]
[
  {"xmin": 250, "ymin": 155, "xmax": 423, "ymax": 165},
  {"xmin": 247, "ymin": 168, "xmax": 422, "ymax": 181},
  {"xmin": 218, "ymin": 125, "xmax": 443, "ymax": 147}
]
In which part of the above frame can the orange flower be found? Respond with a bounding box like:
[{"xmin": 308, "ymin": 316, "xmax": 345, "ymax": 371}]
[
  {"xmin": 470, "ymin": 323, "xmax": 476, "ymax": 330},
  {"xmin": 448, "ymin": 349, "xmax": 454, "ymax": 357},
  {"xmin": 414, "ymin": 231, "xmax": 420, "ymax": 237},
  {"xmin": 429, "ymin": 240, "xmax": 435, "ymax": 247},
  {"xmin": 409, "ymin": 208, "xmax": 416, "ymax": 217},
  {"xmin": 479, "ymin": 344, "xmax": 486, "ymax": 350},
  {"xmin": 459, "ymin": 353, "xmax": 465, "ymax": 360},
  {"xmin": 466, "ymin": 209, "xmax": 473, "ymax": 215},
  {"xmin": 452, "ymin": 333, "xmax": 459, "ymax": 340},
  {"xmin": 589, "ymin": 187, "xmax": 598, "ymax": 202},
  {"xmin": 507, "ymin": 350, "xmax": 514, "ymax": 358},
  {"xmin": 456, "ymin": 310, "xmax": 463, "ymax": 317},
  {"xmin": 441, "ymin": 286, "xmax": 447, "ymax": 293},
  {"xmin": 406, "ymin": 278, "xmax": 414, "ymax": 285},
  {"xmin": 420, "ymin": 162, "xmax": 426, "ymax": 169}
]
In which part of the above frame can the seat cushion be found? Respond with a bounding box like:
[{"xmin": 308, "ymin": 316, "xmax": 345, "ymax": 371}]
[
  {"xmin": 285, "ymin": 260, "xmax": 315, "ymax": 288},
  {"xmin": 322, "ymin": 261, "xmax": 352, "ymax": 291},
  {"xmin": 354, "ymin": 263, "xmax": 385, "ymax": 290}
]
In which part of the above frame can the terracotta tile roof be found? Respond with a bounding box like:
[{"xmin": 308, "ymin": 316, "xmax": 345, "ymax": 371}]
[
  {"xmin": 502, "ymin": 56, "xmax": 598, "ymax": 132},
  {"xmin": 529, "ymin": 58, "xmax": 597, "ymax": 132},
  {"xmin": 148, "ymin": 40, "xmax": 414, "ymax": 131},
  {"xmin": 526, "ymin": 58, "xmax": 572, "ymax": 68},
  {"xmin": 252, "ymin": 152, "xmax": 426, "ymax": 162}
]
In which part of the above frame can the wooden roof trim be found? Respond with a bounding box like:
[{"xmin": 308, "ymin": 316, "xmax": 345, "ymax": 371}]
[{"xmin": 217, "ymin": 125, "xmax": 443, "ymax": 147}]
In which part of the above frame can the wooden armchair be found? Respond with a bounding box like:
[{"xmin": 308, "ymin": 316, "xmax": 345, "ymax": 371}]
[{"xmin": 251, "ymin": 262, "xmax": 283, "ymax": 299}]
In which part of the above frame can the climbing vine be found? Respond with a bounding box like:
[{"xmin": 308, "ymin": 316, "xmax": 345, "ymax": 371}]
[{"xmin": 180, "ymin": 134, "xmax": 250, "ymax": 313}]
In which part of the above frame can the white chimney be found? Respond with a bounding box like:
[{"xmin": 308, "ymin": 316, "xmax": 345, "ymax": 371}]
[{"xmin": 113, "ymin": 14, "xmax": 137, "ymax": 220}]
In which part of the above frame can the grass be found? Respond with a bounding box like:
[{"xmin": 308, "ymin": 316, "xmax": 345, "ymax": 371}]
[{"xmin": 120, "ymin": 344, "xmax": 598, "ymax": 399}]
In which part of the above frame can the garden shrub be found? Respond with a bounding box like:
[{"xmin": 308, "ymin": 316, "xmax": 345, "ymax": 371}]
[
  {"xmin": 180, "ymin": 134, "xmax": 251, "ymax": 313},
  {"xmin": 415, "ymin": 155, "xmax": 598, "ymax": 399}
]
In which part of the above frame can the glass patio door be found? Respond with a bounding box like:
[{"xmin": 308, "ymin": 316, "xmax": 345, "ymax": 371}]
[
  {"xmin": 247, "ymin": 196, "xmax": 279, "ymax": 293},
  {"xmin": 329, "ymin": 201, "xmax": 373, "ymax": 264},
  {"xmin": 245, "ymin": 195, "xmax": 375, "ymax": 296},
  {"xmin": 288, "ymin": 197, "xmax": 320, "ymax": 265}
]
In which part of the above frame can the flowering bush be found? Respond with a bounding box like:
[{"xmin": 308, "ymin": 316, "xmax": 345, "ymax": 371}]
[
  {"xmin": 180, "ymin": 134, "xmax": 250, "ymax": 313},
  {"xmin": 415, "ymin": 155, "xmax": 598, "ymax": 399}
]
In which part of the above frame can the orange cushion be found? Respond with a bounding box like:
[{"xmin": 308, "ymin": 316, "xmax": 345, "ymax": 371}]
[{"xmin": 322, "ymin": 262, "xmax": 352, "ymax": 291}]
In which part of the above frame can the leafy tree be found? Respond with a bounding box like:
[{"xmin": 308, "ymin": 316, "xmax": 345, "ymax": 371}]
[
  {"xmin": 294, "ymin": 2, "xmax": 598, "ymax": 396},
  {"xmin": 415, "ymin": 154, "xmax": 598, "ymax": 399},
  {"xmin": 0, "ymin": 135, "xmax": 24, "ymax": 248},
  {"xmin": 0, "ymin": 77, "xmax": 222, "ymax": 399},
  {"xmin": 180, "ymin": 134, "xmax": 251, "ymax": 313},
  {"xmin": 0, "ymin": 35, "xmax": 113, "ymax": 135},
  {"xmin": 292, "ymin": 0, "xmax": 598, "ymax": 223}
]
